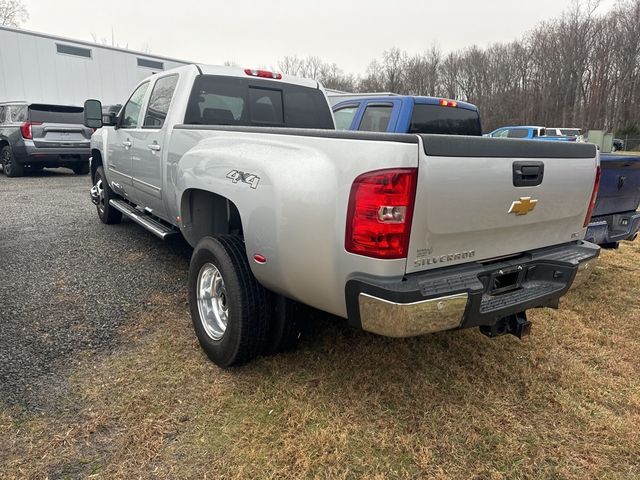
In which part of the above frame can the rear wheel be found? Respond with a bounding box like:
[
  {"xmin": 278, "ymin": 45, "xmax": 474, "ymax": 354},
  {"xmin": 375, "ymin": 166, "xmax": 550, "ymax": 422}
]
[
  {"xmin": 93, "ymin": 166, "xmax": 122, "ymax": 224},
  {"xmin": 72, "ymin": 163, "xmax": 90, "ymax": 175},
  {"xmin": 1, "ymin": 146, "xmax": 24, "ymax": 177},
  {"xmin": 188, "ymin": 235, "xmax": 270, "ymax": 367}
]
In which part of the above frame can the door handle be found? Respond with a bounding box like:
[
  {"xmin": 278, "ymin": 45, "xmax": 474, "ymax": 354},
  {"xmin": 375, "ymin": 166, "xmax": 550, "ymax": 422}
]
[
  {"xmin": 147, "ymin": 144, "xmax": 161, "ymax": 152},
  {"xmin": 122, "ymin": 141, "xmax": 132, "ymax": 149}
]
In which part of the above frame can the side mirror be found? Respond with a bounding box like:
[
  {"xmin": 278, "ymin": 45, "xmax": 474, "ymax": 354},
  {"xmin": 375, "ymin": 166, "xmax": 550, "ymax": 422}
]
[{"xmin": 84, "ymin": 99, "xmax": 103, "ymax": 129}]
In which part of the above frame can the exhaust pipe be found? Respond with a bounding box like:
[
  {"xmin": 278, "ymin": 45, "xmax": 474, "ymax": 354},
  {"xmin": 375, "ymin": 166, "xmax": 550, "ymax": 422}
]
[{"xmin": 480, "ymin": 312, "xmax": 532, "ymax": 340}]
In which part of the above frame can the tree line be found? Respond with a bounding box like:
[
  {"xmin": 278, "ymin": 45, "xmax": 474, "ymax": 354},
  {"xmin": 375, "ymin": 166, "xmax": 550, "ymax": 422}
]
[{"xmin": 279, "ymin": 0, "xmax": 640, "ymax": 134}]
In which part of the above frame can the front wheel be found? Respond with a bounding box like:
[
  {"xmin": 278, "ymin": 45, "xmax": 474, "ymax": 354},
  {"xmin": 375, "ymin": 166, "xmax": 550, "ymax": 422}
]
[
  {"xmin": 1, "ymin": 146, "xmax": 24, "ymax": 177},
  {"xmin": 93, "ymin": 166, "xmax": 122, "ymax": 224},
  {"xmin": 188, "ymin": 235, "xmax": 270, "ymax": 367}
]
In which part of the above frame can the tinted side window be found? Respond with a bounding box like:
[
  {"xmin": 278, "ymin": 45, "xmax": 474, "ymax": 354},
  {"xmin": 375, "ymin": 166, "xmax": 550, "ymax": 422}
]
[
  {"xmin": 333, "ymin": 106, "xmax": 358, "ymax": 130},
  {"xmin": 492, "ymin": 129, "xmax": 508, "ymax": 138},
  {"xmin": 507, "ymin": 129, "xmax": 528, "ymax": 139},
  {"xmin": 359, "ymin": 105, "xmax": 392, "ymax": 132},
  {"xmin": 121, "ymin": 82, "xmax": 150, "ymax": 129},
  {"xmin": 144, "ymin": 75, "xmax": 179, "ymax": 128}
]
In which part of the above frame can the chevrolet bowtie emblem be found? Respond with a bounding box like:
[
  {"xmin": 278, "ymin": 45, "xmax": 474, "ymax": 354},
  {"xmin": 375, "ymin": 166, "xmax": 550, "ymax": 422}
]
[{"xmin": 509, "ymin": 197, "xmax": 538, "ymax": 216}]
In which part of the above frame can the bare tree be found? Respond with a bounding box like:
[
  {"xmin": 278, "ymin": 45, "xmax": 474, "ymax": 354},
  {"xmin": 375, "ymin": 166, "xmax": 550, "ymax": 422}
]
[
  {"xmin": 0, "ymin": 0, "xmax": 28, "ymax": 27},
  {"xmin": 276, "ymin": 0, "xmax": 640, "ymax": 134}
]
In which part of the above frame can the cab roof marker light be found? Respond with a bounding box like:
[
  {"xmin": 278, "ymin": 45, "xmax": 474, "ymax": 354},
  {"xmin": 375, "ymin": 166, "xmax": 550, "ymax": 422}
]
[
  {"xmin": 244, "ymin": 68, "xmax": 282, "ymax": 80},
  {"xmin": 439, "ymin": 99, "xmax": 458, "ymax": 107}
]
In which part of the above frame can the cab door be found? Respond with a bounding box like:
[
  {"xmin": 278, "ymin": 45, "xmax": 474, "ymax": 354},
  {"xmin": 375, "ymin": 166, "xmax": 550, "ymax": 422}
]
[
  {"xmin": 108, "ymin": 81, "xmax": 150, "ymax": 197},
  {"xmin": 130, "ymin": 74, "xmax": 179, "ymax": 218}
]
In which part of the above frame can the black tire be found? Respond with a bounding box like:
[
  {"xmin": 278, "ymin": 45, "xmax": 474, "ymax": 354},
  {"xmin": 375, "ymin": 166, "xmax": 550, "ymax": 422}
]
[
  {"xmin": 72, "ymin": 163, "xmax": 90, "ymax": 175},
  {"xmin": 188, "ymin": 235, "xmax": 270, "ymax": 367},
  {"xmin": 263, "ymin": 295, "xmax": 304, "ymax": 355},
  {"xmin": 1, "ymin": 145, "xmax": 24, "ymax": 177},
  {"xmin": 94, "ymin": 165, "xmax": 122, "ymax": 224}
]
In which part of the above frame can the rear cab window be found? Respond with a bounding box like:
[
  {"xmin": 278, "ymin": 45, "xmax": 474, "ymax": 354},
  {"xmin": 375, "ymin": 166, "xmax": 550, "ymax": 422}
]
[
  {"xmin": 409, "ymin": 104, "xmax": 481, "ymax": 136},
  {"xmin": 28, "ymin": 104, "xmax": 84, "ymax": 124},
  {"xmin": 184, "ymin": 75, "xmax": 334, "ymax": 129}
]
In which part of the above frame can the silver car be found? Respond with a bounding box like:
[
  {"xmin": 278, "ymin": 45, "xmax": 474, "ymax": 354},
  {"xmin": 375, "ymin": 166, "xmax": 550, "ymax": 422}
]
[{"xmin": 0, "ymin": 102, "xmax": 92, "ymax": 177}]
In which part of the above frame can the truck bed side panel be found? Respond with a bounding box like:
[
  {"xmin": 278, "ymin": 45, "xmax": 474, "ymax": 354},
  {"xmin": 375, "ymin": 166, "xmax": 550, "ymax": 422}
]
[{"xmin": 168, "ymin": 127, "xmax": 419, "ymax": 317}]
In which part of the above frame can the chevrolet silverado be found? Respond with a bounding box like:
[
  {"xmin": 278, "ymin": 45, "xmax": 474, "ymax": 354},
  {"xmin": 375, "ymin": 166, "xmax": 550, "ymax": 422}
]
[{"xmin": 84, "ymin": 64, "xmax": 601, "ymax": 367}]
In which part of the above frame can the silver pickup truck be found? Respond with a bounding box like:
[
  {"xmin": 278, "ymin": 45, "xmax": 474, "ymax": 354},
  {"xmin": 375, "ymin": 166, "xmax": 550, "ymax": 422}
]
[{"xmin": 84, "ymin": 64, "xmax": 601, "ymax": 367}]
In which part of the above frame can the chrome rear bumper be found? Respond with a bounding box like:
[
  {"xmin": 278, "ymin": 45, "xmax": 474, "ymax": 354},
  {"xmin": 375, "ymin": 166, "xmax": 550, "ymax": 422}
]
[
  {"xmin": 358, "ymin": 293, "xmax": 468, "ymax": 337},
  {"xmin": 346, "ymin": 241, "xmax": 600, "ymax": 338}
]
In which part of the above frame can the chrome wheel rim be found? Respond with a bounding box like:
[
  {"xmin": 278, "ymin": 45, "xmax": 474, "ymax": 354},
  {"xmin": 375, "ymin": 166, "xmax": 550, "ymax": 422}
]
[
  {"xmin": 197, "ymin": 263, "xmax": 229, "ymax": 340},
  {"xmin": 2, "ymin": 149, "xmax": 11, "ymax": 173},
  {"xmin": 95, "ymin": 177, "xmax": 105, "ymax": 214}
]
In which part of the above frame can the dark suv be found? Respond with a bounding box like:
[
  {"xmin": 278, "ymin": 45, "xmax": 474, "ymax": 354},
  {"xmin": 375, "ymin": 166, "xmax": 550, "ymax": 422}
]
[{"xmin": 0, "ymin": 102, "xmax": 92, "ymax": 177}]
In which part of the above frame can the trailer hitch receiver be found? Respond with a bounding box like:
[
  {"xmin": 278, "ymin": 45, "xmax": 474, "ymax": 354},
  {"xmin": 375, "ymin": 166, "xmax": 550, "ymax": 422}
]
[{"xmin": 480, "ymin": 312, "xmax": 531, "ymax": 340}]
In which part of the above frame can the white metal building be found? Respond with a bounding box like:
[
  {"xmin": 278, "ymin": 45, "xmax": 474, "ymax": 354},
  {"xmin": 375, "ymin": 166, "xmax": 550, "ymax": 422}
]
[{"xmin": 0, "ymin": 26, "xmax": 190, "ymax": 106}]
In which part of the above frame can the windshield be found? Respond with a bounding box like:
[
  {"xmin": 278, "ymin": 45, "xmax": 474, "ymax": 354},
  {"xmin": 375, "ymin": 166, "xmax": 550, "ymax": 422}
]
[{"xmin": 409, "ymin": 104, "xmax": 481, "ymax": 136}]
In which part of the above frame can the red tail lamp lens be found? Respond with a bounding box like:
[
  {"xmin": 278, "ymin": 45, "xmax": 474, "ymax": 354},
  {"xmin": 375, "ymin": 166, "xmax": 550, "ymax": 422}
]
[{"xmin": 345, "ymin": 168, "xmax": 418, "ymax": 259}]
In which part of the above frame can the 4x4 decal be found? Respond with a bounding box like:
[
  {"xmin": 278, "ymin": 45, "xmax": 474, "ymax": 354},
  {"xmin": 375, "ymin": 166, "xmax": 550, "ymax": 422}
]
[{"xmin": 226, "ymin": 170, "xmax": 260, "ymax": 189}]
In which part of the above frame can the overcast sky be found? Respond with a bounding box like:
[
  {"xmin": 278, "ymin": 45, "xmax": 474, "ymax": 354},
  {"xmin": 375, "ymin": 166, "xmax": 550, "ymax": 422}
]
[{"xmin": 21, "ymin": 0, "xmax": 615, "ymax": 74}]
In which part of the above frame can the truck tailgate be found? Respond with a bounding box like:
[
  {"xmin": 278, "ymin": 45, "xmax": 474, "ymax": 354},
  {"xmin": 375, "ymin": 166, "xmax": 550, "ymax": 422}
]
[
  {"xmin": 593, "ymin": 154, "xmax": 640, "ymax": 216},
  {"xmin": 406, "ymin": 135, "xmax": 598, "ymax": 274}
]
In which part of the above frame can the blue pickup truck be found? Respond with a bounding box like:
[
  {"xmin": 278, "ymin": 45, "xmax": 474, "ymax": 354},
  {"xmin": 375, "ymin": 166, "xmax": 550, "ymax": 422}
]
[
  {"xmin": 332, "ymin": 96, "xmax": 640, "ymax": 247},
  {"xmin": 584, "ymin": 154, "xmax": 640, "ymax": 247},
  {"xmin": 332, "ymin": 95, "xmax": 482, "ymax": 135},
  {"xmin": 487, "ymin": 126, "xmax": 577, "ymax": 142}
]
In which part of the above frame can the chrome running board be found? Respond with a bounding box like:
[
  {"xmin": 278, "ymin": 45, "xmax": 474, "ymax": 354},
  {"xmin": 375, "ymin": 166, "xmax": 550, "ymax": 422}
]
[{"xmin": 109, "ymin": 199, "xmax": 178, "ymax": 240}]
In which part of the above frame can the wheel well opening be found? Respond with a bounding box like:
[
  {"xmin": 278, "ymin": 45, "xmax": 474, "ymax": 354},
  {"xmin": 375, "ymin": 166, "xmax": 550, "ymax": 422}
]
[
  {"xmin": 90, "ymin": 149, "xmax": 103, "ymax": 183},
  {"xmin": 181, "ymin": 189, "xmax": 242, "ymax": 246}
]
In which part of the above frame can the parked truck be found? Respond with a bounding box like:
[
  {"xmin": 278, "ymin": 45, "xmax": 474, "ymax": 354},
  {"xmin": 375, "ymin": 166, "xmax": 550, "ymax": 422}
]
[
  {"xmin": 487, "ymin": 126, "xmax": 577, "ymax": 142},
  {"xmin": 584, "ymin": 154, "xmax": 640, "ymax": 247},
  {"xmin": 332, "ymin": 95, "xmax": 482, "ymax": 135},
  {"xmin": 84, "ymin": 64, "xmax": 600, "ymax": 368}
]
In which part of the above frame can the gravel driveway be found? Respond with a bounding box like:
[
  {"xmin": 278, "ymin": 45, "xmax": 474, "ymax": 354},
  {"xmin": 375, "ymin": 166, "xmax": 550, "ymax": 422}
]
[{"xmin": 0, "ymin": 168, "xmax": 191, "ymax": 412}]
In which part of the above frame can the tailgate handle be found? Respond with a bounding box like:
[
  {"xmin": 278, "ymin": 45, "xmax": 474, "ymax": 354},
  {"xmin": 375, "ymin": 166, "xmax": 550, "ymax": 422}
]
[{"xmin": 513, "ymin": 161, "xmax": 544, "ymax": 187}]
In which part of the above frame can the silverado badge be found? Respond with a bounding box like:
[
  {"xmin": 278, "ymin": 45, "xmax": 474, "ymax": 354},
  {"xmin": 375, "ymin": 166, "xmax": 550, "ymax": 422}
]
[{"xmin": 509, "ymin": 197, "xmax": 538, "ymax": 216}]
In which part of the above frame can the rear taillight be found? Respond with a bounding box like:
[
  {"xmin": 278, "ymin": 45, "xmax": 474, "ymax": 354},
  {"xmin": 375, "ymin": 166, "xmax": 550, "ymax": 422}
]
[
  {"xmin": 20, "ymin": 121, "xmax": 42, "ymax": 140},
  {"xmin": 345, "ymin": 168, "xmax": 418, "ymax": 259},
  {"xmin": 583, "ymin": 165, "xmax": 601, "ymax": 227}
]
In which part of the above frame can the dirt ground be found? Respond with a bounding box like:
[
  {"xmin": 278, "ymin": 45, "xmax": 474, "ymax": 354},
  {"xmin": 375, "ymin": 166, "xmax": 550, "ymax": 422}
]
[{"xmin": 1, "ymin": 237, "xmax": 639, "ymax": 479}]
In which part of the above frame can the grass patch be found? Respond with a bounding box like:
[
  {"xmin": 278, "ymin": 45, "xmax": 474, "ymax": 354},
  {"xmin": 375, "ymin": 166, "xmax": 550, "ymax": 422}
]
[{"xmin": 1, "ymin": 243, "xmax": 640, "ymax": 479}]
